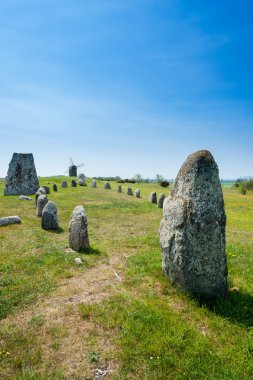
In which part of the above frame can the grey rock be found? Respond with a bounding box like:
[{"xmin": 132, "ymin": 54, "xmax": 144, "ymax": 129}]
[
  {"xmin": 150, "ymin": 192, "xmax": 157, "ymax": 204},
  {"xmin": 36, "ymin": 195, "xmax": 48, "ymax": 217},
  {"xmin": 71, "ymin": 180, "xmax": 77, "ymax": 187},
  {"xmin": 69, "ymin": 165, "xmax": 77, "ymax": 177},
  {"xmin": 38, "ymin": 187, "xmax": 46, "ymax": 195},
  {"xmin": 104, "ymin": 182, "xmax": 111, "ymax": 189},
  {"xmin": 91, "ymin": 179, "xmax": 97, "ymax": 188},
  {"xmin": 0, "ymin": 216, "xmax": 21, "ymax": 227},
  {"xmin": 35, "ymin": 187, "xmax": 46, "ymax": 205},
  {"xmin": 41, "ymin": 201, "xmax": 59, "ymax": 230},
  {"xmin": 77, "ymin": 173, "xmax": 85, "ymax": 180},
  {"xmin": 126, "ymin": 186, "xmax": 133, "ymax": 196},
  {"xmin": 61, "ymin": 180, "xmax": 68, "ymax": 188},
  {"xmin": 19, "ymin": 195, "xmax": 33, "ymax": 201},
  {"xmin": 157, "ymin": 193, "xmax": 165, "ymax": 208},
  {"xmin": 78, "ymin": 179, "xmax": 86, "ymax": 186},
  {"xmin": 53, "ymin": 184, "xmax": 58, "ymax": 192},
  {"xmin": 135, "ymin": 189, "xmax": 141, "ymax": 198},
  {"xmin": 69, "ymin": 205, "xmax": 89, "ymax": 251},
  {"xmin": 159, "ymin": 150, "xmax": 228, "ymax": 298},
  {"xmin": 42, "ymin": 186, "xmax": 50, "ymax": 194},
  {"xmin": 4, "ymin": 153, "xmax": 39, "ymax": 195},
  {"xmin": 117, "ymin": 185, "xmax": 122, "ymax": 193}
]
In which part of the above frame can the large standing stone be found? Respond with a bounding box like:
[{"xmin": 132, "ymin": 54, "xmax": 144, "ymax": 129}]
[
  {"xmin": 91, "ymin": 179, "xmax": 97, "ymax": 188},
  {"xmin": 159, "ymin": 150, "xmax": 227, "ymax": 298},
  {"xmin": 126, "ymin": 186, "xmax": 133, "ymax": 196},
  {"xmin": 157, "ymin": 193, "xmax": 165, "ymax": 208},
  {"xmin": 41, "ymin": 201, "xmax": 59, "ymax": 230},
  {"xmin": 68, "ymin": 205, "xmax": 89, "ymax": 251},
  {"xmin": 104, "ymin": 182, "xmax": 111, "ymax": 189},
  {"xmin": 135, "ymin": 189, "xmax": 141, "ymax": 198},
  {"xmin": 36, "ymin": 195, "xmax": 48, "ymax": 217},
  {"xmin": 0, "ymin": 216, "xmax": 21, "ymax": 227},
  {"xmin": 4, "ymin": 153, "xmax": 39, "ymax": 195},
  {"xmin": 61, "ymin": 180, "xmax": 68, "ymax": 188},
  {"xmin": 150, "ymin": 192, "xmax": 157, "ymax": 204}
]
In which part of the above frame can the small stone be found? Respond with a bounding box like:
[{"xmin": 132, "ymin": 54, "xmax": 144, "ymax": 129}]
[
  {"xmin": 135, "ymin": 189, "xmax": 141, "ymax": 198},
  {"xmin": 78, "ymin": 179, "xmax": 87, "ymax": 186},
  {"xmin": 126, "ymin": 186, "xmax": 133, "ymax": 196},
  {"xmin": 157, "ymin": 193, "xmax": 165, "ymax": 208},
  {"xmin": 36, "ymin": 195, "xmax": 48, "ymax": 217},
  {"xmin": 104, "ymin": 182, "xmax": 111, "ymax": 189},
  {"xmin": 0, "ymin": 216, "xmax": 21, "ymax": 227},
  {"xmin": 38, "ymin": 187, "xmax": 46, "ymax": 195},
  {"xmin": 53, "ymin": 184, "xmax": 58, "ymax": 192},
  {"xmin": 74, "ymin": 258, "xmax": 83, "ymax": 265},
  {"xmin": 69, "ymin": 205, "xmax": 89, "ymax": 251},
  {"xmin": 150, "ymin": 192, "xmax": 157, "ymax": 204},
  {"xmin": 19, "ymin": 195, "xmax": 33, "ymax": 201},
  {"xmin": 91, "ymin": 179, "xmax": 97, "ymax": 188},
  {"xmin": 78, "ymin": 173, "xmax": 85, "ymax": 180},
  {"xmin": 71, "ymin": 180, "xmax": 77, "ymax": 187},
  {"xmin": 35, "ymin": 187, "xmax": 47, "ymax": 205},
  {"xmin": 117, "ymin": 185, "xmax": 122, "ymax": 193},
  {"xmin": 41, "ymin": 201, "xmax": 59, "ymax": 230},
  {"xmin": 42, "ymin": 186, "xmax": 50, "ymax": 194},
  {"xmin": 61, "ymin": 180, "xmax": 68, "ymax": 188}
]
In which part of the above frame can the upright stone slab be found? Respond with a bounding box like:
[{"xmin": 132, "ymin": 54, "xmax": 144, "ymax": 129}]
[
  {"xmin": 71, "ymin": 180, "xmax": 77, "ymax": 187},
  {"xmin": 126, "ymin": 186, "xmax": 133, "ymax": 196},
  {"xmin": 61, "ymin": 180, "xmax": 68, "ymax": 188},
  {"xmin": 157, "ymin": 193, "xmax": 165, "ymax": 208},
  {"xmin": 78, "ymin": 173, "xmax": 85, "ymax": 181},
  {"xmin": 43, "ymin": 186, "xmax": 50, "ymax": 194},
  {"xmin": 104, "ymin": 182, "xmax": 111, "ymax": 189},
  {"xmin": 4, "ymin": 153, "xmax": 39, "ymax": 195},
  {"xmin": 68, "ymin": 205, "xmax": 89, "ymax": 251},
  {"xmin": 91, "ymin": 179, "xmax": 97, "ymax": 188},
  {"xmin": 117, "ymin": 185, "xmax": 122, "ymax": 193},
  {"xmin": 135, "ymin": 189, "xmax": 141, "ymax": 198},
  {"xmin": 53, "ymin": 184, "xmax": 58, "ymax": 192},
  {"xmin": 36, "ymin": 195, "xmax": 48, "ymax": 217},
  {"xmin": 159, "ymin": 150, "xmax": 227, "ymax": 298},
  {"xmin": 35, "ymin": 187, "xmax": 46, "ymax": 205},
  {"xmin": 41, "ymin": 201, "xmax": 59, "ymax": 230},
  {"xmin": 150, "ymin": 192, "xmax": 157, "ymax": 204}
]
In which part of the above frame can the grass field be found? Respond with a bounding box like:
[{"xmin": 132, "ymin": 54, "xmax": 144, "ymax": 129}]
[{"xmin": 0, "ymin": 178, "xmax": 253, "ymax": 379}]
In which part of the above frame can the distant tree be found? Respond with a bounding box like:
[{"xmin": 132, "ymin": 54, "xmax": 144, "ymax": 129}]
[
  {"xmin": 134, "ymin": 173, "xmax": 143, "ymax": 185},
  {"xmin": 155, "ymin": 174, "xmax": 164, "ymax": 183}
]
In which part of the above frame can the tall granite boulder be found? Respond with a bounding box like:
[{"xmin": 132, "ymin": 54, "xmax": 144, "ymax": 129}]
[
  {"xmin": 4, "ymin": 153, "xmax": 39, "ymax": 195},
  {"xmin": 159, "ymin": 150, "xmax": 228, "ymax": 298},
  {"xmin": 157, "ymin": 193, "xmax": 165, "ymax": 208},
  {"xmin": 68, "ymin": 205, "xmax": 89, "ymax": 251},
  {"xmin": 41, "ymin": 201, "xmax": 59, "ymax": 230},
  {"xmin": 150, "ymin": 192, "xmax": 157, "ymax": 204},
  {"xmin": 36, "ymin": 195, "xmax": 48, "ymax": 217}
]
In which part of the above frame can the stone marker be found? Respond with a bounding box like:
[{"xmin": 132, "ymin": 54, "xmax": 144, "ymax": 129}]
[
  {"xmin": 41, "ymin": 201, "xmax": 59, "ymax": 230},
  {"xmin": 157, "ymin": 193, "xmax": 165, "ymax": 208},
  {"xmin": 71, "ymin": 180, "xmax": 77, "ymax": 187},
  {"xmin": 35, "ymin": 187, "xmax": 47, "ymax": 205},
  {"xmin": 91, "ymin": 179, "xmax": 97, "ymax": 188},
  {"xmin": 126, "ymin": 186, "xmax": 133, "ymax": 196},
  {"xmin": 150, "ymin": 192, "xmax": 157, "ymax": 204},
  {"xmin": 36, "ymin": 195, "xmax": 48, "ymax": 217},
  {"xmin": 104, "ymin": 182, "xmax": 111, "ymax": 189},
  {"xmin": 78, "ymin": 179, "xmax": 86, "ymax": 186},
  {"xmin": 42, "ymin": 186, "xmax": 50, "ymax": 194},
  {"xmin": 53, "ymin": 184, "xmax": 58, "ymax": 192},
  {"xmin": 117, "ymin": 185, "xmax": 122, "ymax": 193},
  {"xmin": 0, "ymin": 216, "xmax": 21, "ymax": 227},
  {"xmin": 135, "ymin": 189, "xmax": 141, "ymax": 198},
  {"xmin": 4, "ymin": 153, "xmax": 39, "ymax": 195},
  {"xmin": 61, "ymin": 180, "xmax": 68, "ymax": 188},
  {"xmin": 78, "ymin": 173, "xmax": 85, "ymax": 180},
  {"xmin": 19, "ymin": 195, "xmax": 33, "ymax": 201},
  {"xmin": 38, "ymin": 187, "xmax": 46, "ymax": 195},
  {"xmin": 159, "ymin": 150, "xmax": 228, "ymax": 298},
  {"xmin": 69, "ymin": 205, "xmax": 89, "ymax": 251}
]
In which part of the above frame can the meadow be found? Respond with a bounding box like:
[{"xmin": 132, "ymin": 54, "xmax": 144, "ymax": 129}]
[{"xmin": 0, "ymin": 177, "xmax": 252, "ymax": 379}]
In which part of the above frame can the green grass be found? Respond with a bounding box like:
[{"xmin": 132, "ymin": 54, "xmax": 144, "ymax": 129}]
[{"xmin": 0, "ymin": 178, "xmax": 253, "ymax": 379}]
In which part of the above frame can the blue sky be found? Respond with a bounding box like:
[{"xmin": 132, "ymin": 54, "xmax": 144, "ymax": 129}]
[{"xmin": 0, "ymin": 0, "xmax": 252, "ymax": 179}]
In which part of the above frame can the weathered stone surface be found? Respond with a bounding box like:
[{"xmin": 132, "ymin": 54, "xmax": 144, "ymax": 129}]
[
  {"xmin": 91, "ymin": 179, "xmax": 97, "ymax": 188},
  {"xmin": 71, "ymin": 180, "xmax": 77, "ymax": 187},
  {"xmin": 117, "ymin": 185, "xmax": 122, "ymax": 193},
  {"xmin": 104, "ymin": 182, "xmax": 111, "ymax": 189},
  {"xmin": 150, "ymin": 192, "xmax": 157, "ymax": 204},
  {"xmin": 38, "ymin": 187, "xmax": 46, "ymax": 195},
  {"xmin": 78, "ymin": 179, "xmax": 86, "ymax": 186},
  {"xmin": 41, "ymin": 201, "xmax": 59, "ymax": 230},
  {"xmin": 0, "ymin": 216, "xmax": 21, "ymax": 227},
  {"xmin": 126, "ymin": 186, "xmax": 133, "ymax": 196},
  {"xmin": 35, "ymin": 187, "xmax": 46, "ymax": 205},
  {"xmin": 19, "ymin": 195, "xmax": 33, "ymax": 201},
  {"xmin": 61, "ymin": 181, "xmax": 68, "ymax": 188},
  {"xmin": 4, "ymin": 153, "xmax": 39, "ymax": 195},
  {"xmin": 42, "ymin": 186, "xmax": 50, "ymax": 194},
  {"xmin": 78, "ymin": 173, "xmax": 85, "ymax": 180},
  {"xmin": 159, "ymin": 150, "xmax": 228, "ymax": 298},
  {"xmin": 69, "ymin": 205, "xmax": 89, "ymax": 251},
  {"xmin": 69, "ymin": 165, "xmax": 77, "ymax": 177},
  {"xmin": 36, "ymin": 195, "xmax": 48, "ymax": 217},
  {"xmin": 135, "ymin": 189, "xmax": 141, "ymax": 198},
  {"xmin": 157, "ymin": 193, "xmax": 165, "ymax": 208},
  {"xmin": 53, "ymin": 184, "xmax": 58, "ymax": 192}
]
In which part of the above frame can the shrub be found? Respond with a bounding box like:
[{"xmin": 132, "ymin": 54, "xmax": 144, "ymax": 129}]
[{"xmin": 159, "ymin": 180, "xmax": 170, "ymax": 188}]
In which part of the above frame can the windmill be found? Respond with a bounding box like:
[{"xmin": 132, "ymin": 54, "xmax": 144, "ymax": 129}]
[{"xmin": 65, "ymin": 158, "xmax": 84, "ymax": 177}]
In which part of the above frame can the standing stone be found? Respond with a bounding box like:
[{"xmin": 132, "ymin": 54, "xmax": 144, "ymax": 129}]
[
  {"xmin": 69, "ymin": 165, "xmax": 77, "ymax": 177},
  {"xmin": 104, "ymin": 182, "xmax": 111, "ymax": 189},
  {"xmin": 159, "ymin": 150, "xmax": 228, "ymax": 298},
  {"xmin": 0, "ymin": 216, "xmax": 21, "ymax": 227},
  {"xmin": 36, "ymin": 195, "xmax": 48, "ymax": 217},
  {"xmin": 117, "ymin": 185, "xmax": 122, "ymax": 193},
  {"xmin": 41, "ymin": 201, "xmax": 59, "ymax": 230},
  {"xmin": 4, "ymin": 153, "xmax": 39, "ymax": 195},
  {"xmin": 43, "ymin": 186, "xmax": 50, "ymax": 194},
  {"xmin": 53, "ymin": 184, "xmax": 58, "ymax": 192},
  {"xmin": 71, "ymin": 180, "xmax": 77, "ymax": 187},
  {"xmin": 126, "ymin": 186, "xmax": 133, "ymax": 196},
  {"xmin": 135, "ymin": 189, "xmax": 141, "ymax": 198},
  {"xmin": 150, "ymin": 192, "xmax": 157, "ymax": 204},
  {"xmin": 157, "ymin": 193, "xmax": 165, "ymax": 208},
  {"xmin": 78, "ymin": 174, "xmax": 87, "ymax": 186},
  {"xmin": 91, "ymin": 179, "xmax": 97, "ymax": 188},
  {"xmin": 68, "ymin": 205, "xmax": 89, "ymax": 251},
  {"xmin": 78, "ymin": 173, "xmax": 85, "ymax": 181},
  {"xmin": 35, "ymin": 187, "xmax": 46, "ymax": 205},
  {"xmin": 61, "ymin": 180, "xmax": 68, "ymax": 188}
]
